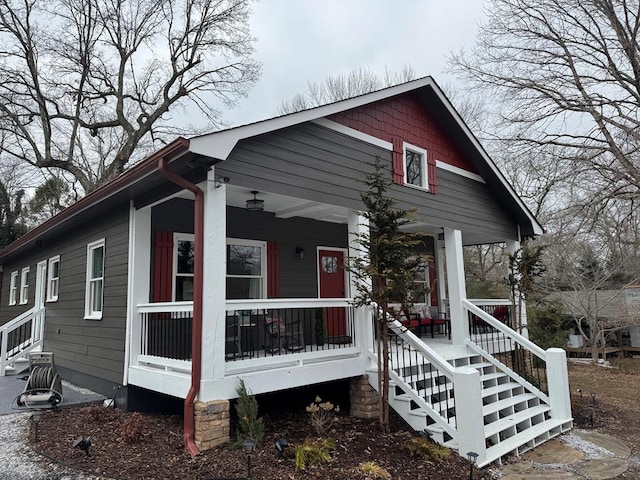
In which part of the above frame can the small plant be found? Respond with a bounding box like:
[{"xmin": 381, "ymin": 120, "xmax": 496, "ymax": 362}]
[
  {"xmin": 358, "ymin": 461, "xmax": 391, "ymax": 479},
  {"xmin": 294, "ymin": 438, "xmax": 335, "ymax": 470},
  {"xmin": 235, "ymin": 379, "xmax": 264, "ymax": 445},
  {"xmin": 82, "ymin": 404, "xmax": 108, "ymax": 422},
  {"xmin": 306, "ymin": 396, "xmax": 340, "ymax": 435},
  {"xmin": 406, "ymin": 437, "xmax": 450, "ymax": 462},
  {"xmin": 121, "ymin": 412, "xmax": 148, "ymax": 443}
]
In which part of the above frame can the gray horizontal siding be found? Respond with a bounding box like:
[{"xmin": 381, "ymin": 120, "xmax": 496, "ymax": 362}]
[
  {"xmin": 0, "ymin": 208, "xmax": 130, "ymax": 385},
  {"xmin": 217, "ymin": 123, "xmax": 519, "ymax": 242}
]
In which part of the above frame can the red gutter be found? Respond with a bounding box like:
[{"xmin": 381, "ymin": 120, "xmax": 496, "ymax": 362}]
[{"xmin": 158, "ymin": 157, "xmax": 203, "ymax": 458}]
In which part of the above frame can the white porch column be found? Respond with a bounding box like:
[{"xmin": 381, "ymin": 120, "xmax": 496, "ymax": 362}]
[
  {"xmin": 546, "ymin": 348, "xmax": 572, "ymax": 420},
  {"xmin": 444, "ymin": 228, "xmax": 467, "ymax": 345},
  {"xmin": 124, "ymin": 202, "xmax": 151, "ymax": 385},
  {"xmin": 201, "ymin": 169, "xmax": 227, "ymax": 383},
  {"xmin": 348, "ymin": 210, "xmax": 373, "ymax": 351}
]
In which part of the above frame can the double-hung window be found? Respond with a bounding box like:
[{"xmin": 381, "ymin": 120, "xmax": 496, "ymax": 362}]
[
  {"xmin": 9, "ymin": 271, "xmax": 18, "ymax": 305},
  {"xmin": 47, "ymin": 256, "xmax": 60, "ymax": 302},
  {"xmin": 174, "ymin": 233, "xmax": 194, "ymax": 301},
  {"xmin": 403, "ymin": 143, "xmax": 428, "ymax": 190},
  {"xmin": 19, "ymin": 267, "xmax": 30, "ymax": 305},
  {"xmin": 85, "ymin": 239, "xmax": 105, "ymax": 319},
  {"xmin": 226, "ymin": 239, "xmax": 266, "ymax": 299}
]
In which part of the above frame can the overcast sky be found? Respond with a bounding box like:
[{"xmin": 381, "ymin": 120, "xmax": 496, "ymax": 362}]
[{"xmin": 223, "ymin": 0, "xmax": 487, "ymax": 127}]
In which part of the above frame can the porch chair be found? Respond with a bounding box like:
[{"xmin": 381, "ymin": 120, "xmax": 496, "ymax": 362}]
[
  {"xmin": 282, "ymin": 317, "xmax": 305, "ymax": 352},
  {"xmin": 423, "ymin": 306, "xmax": 450, "ymax": 339},
  {"xmin": 264, "ymin": 316, "xmax": 286, "ymax": 354}
]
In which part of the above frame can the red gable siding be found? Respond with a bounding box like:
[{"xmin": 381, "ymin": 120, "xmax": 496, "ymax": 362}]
[{"xmin": 328, "ymin": 93, "xmax": 477, "ymax": 187}]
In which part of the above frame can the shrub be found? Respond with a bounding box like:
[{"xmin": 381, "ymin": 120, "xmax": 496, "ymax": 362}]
[
  {"xmin": 406, "ymin": 437, "xmax": 450, "ymax": 462},
  {"xmin": 358, "ymin": 461, "xmax": 391, "ymax": 479},
  {"xmin": 234, "ymin": 379, "xmax": 264, "ymax": 445},
  {"xmin": 294, "ymin": 438, "xmax": 335, "ymax": 470},
  {"xmin": 82, "ymin": 404, "xmax": 109, "ymax": 422},
  {"xmin": 305, "ymin": 396, "xmax": 340, "ymax": 435},
  {"xmin": 121, "ymin": 412, "xmax": 148, "ymax": 443}
]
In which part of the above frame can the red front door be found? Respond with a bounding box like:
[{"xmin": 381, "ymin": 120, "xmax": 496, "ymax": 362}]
[{"xmin": 318, "ymin": 249, "xmax": 346, "ymax": 337}]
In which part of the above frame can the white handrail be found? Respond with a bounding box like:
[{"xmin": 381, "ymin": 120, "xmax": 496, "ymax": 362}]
[
  {"xmin": 136, "ymin": 302, "xmax": 194, "ymax": 314},
  {"xmin": 226, "ymin": 298, "xmax": 352, "ymax": 310},
  {"xmin": 0, "ymin": 306, "xmax": 36, "ymax": 333},
  {"xmin": 463, "ymin": 299, "xmax": 545, "ymax": 359}
]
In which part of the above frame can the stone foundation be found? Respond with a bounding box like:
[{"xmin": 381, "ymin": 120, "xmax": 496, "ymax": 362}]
[
  {"xmin": 194, "ymin": 399, "xmax": 230, "ymax": 451},
  {"xmin": 350, "ymin": 375, "xmax": 379, "ymax": 419}
]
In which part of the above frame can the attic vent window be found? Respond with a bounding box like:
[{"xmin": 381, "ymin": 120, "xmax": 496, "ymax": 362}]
[{"xmin": 403, "ymin": 143, "xmax": 428, "ymax": 190}]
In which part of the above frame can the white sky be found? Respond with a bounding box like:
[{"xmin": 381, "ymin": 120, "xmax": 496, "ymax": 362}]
[{"xmin": 223, "ymin": 0, "xmax": 487, "ymax": 126}]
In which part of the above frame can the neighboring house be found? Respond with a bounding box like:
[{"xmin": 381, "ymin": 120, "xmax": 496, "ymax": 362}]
[{"xmin": 0, "ymin": 77, "xmax": 572, "ymax": 466}]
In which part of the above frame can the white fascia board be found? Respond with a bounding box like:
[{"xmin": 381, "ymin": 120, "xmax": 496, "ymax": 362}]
[{"xmin": 187, "ymin": 77, "xmax": 436, "ymax": 159}]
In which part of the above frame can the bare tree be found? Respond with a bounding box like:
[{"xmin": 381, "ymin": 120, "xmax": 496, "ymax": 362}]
[
  {"xmin": 277, "ymin": 65, "xmax": 416, "ymax": 115},
  {"xmin": 449, "ymin": 0, "xmax": 640, "ymax": 207},
  {"xmin": 0, "ymin": 0, "xmax": 260, "ymax": 193}
]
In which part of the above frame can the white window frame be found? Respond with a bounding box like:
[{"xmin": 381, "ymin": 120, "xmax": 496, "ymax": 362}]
[
  {"xmin": 226, "ymin": 238, "xmax": 267, "ymax": 299},
  {"xmin": 9, "ymin": 271, "xmax": 18, "ymax": 305},
  {"xmin": 47, "ymin": 255, "xmax": 61, "ymax": 302},
  {"xmin": 84, "ymin": 239, "xmax": 105, "ymax": 320},
  {"xmin": 403, "ymin": 142, "xmax": 429, "ymax": 190},
  {"xmin": 19, "ymin": 267, "xmax": 30, "ymax": 305},
  {"xmin": 173, "ymin": 233, "xmax": 195, "ymax": 301}
]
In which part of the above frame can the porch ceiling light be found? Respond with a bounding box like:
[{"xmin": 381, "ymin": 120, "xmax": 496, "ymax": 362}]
[{"xmin": 246, "ymin": 191, "xmax": 264, "ymax": 211}]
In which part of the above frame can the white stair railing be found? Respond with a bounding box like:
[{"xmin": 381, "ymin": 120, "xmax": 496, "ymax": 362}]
[
  {"xmin": 0, "ymin": 306, "xmax": 44, "ymax": 376},
  {"xmin": 463, "ymin": 298, "xmax": 572, "ymax": 421}
]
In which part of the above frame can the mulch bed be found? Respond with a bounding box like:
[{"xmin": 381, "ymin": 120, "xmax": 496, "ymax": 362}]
[{"xmin": 31, "ymin": 405, "xmax": 489, "ymax": 479}]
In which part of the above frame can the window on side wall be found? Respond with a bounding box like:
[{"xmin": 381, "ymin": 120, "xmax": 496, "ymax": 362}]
[
  {"xmin": 227, "ymin": 238, "xmax": 266, "ymax": 299},
  {"xmin": 9, "ymin": 271, "xmax": 18, "ymax": 305},
  {"xmin": 85, "ymin": 239, "xmax": 105, "ymax": 319},
  {"xmin": 47, "ymin": 256, "xmax": 60, "ymax": 302},
  {"xmin": 19, "ymin": 267, "xmax": 30, "ymax": 305},
  {"xmin": 403, "ymin": 143, "xmax": 428, "ymax": 190},
  {"xmin": 174, "ymin": 233, "xmax": 195, "ymax": 301}
]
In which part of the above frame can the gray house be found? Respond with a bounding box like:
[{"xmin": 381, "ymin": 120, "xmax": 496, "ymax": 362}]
[{"xmin": 0, "ymin": 77, "xmax": 571, "ymax": 466}]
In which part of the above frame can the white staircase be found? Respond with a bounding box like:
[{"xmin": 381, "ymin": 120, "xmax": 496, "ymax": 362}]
[
  {"xmin": 368, "ymin": 304, "xmax": 573, "ymax": 467},
  {"xmin": 1, "ymin": 306, "xmax": 44, "ymax": 376}
]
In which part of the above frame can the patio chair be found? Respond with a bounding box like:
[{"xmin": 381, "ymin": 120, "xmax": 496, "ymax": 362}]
[
  {"xmin": 225, "ymin": 316, "xmax": 243, "ymax": 358},
  {"xmin": 264, "ymin": 316, "xmax": 285, "ymax": 353},
  {"xmin": 422, "ymin": 306, "xmax": 450, "ymax": 339},
  {"xmin": 282, "ymin": 317, "xmax": 305, "ymax": 352}
]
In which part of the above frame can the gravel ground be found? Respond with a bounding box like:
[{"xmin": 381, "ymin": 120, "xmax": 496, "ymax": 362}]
[{"xmin": 0, "ymin": 413, "xmax": 101, "ymax": 480}]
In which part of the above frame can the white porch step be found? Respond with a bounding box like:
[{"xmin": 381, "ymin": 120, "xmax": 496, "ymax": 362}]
[
  {"xmin": 481, "ymin": 372, "xmax": 506, "ymax": 382},
  {"xmin": 484, "ymin": 418, "xmax": 568, "ymax": 466},
  {"xmin": 484, "ymin": 404, "xmax": 551, "ymax": 438},
  {"xmin": 3, "ymin": 357, "xmax": 29, "ymax": 376},
  {"xmin": 482, "ymin": 393, "xmax": 538, "ymax": 416},
  {"xmin": 481, "ymin": 382, "xmax": 521, "ymax": 398}
]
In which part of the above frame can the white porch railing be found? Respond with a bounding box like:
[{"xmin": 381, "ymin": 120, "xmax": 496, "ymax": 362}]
[
  {"xmin": 0, "ymin": 306, "xmax": 45, "ymax": 376},
  {"xmin": 132, "ymin": 298, "xmax": 357, "ymax": 373}
]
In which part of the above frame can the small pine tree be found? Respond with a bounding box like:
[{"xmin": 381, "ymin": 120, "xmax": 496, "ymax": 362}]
[
  {"xmin": 349, "ymin": 156, "xmax": 430, "ymax": 432},
  {"xmin": 234, "ymin": 379, "xmax": 264, "ymax": 445}
]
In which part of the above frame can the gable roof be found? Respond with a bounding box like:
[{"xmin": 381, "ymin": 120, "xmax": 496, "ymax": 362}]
[{"xmin": 0, "ymin": 76, "xmax": 542, "ymax": 262}]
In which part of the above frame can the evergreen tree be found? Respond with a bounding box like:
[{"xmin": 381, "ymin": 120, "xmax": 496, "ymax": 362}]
[{"xmin": 349, "ymin": 156, "xmax": 429, "ymax": 432}]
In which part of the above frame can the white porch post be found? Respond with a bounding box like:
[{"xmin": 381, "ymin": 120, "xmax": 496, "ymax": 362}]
[
  {"xmin": 546, "ymin": 348, "xmax": 572, "ymax": 420},
  {"xmin": 453, "ymin": 367, "xmax": 487, "ymax": 466},
  {"xmin": 444, "ymin": 228, "xmax": 467, "ymax": 345},
  {"xmin": 124, "ymin": 203, "xmax": 151, "ymax": 384},
  {"xmin": 201, "ymin": 169, "xmax": 228, "ymax": 383},
  {"xmin": 348, "ymin": 210, "xmax": 373, "ymax": 351}
]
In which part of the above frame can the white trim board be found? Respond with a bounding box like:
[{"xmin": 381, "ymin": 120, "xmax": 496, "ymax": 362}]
[
  {"xmin": 311, "ymin": 118, "xmax": 393, "ymax": 151},
  {"xmin": 436, "ymin": 161, "xmax": 485, "ymax": 183}
]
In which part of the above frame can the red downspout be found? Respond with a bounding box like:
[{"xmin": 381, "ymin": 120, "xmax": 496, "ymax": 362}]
[{"xmin": 158, "ymin": 157, "xmax": 203, "ymax": 457}]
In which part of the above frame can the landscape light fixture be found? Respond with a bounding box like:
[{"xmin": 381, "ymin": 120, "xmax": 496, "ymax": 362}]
[
  {"xmin": 245, "ymin": 191, "xmax": 264, "ymax": 211},
  {"xmin": 466, "ymin": 451, "xmax": 479, "ymax": 480},
  {"xmin": 243, "ymin": 438, "xmax": 256, "ymax": 479},
  {"xmin": 73, "ymin": 436, "xmax": 92, "ymax": 456},
  {"xmin": 30, "ymin": 411, "xmax": 42, "ymax": 442},
  {"xmin": 274, "ymin": 437, "xmax": 289, "ymax": 458}
]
